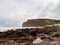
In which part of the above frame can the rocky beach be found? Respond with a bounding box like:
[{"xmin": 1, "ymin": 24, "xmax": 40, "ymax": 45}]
[{"xmin": 0, "ymin": 19, "xmax": 60, "ymax": 45}]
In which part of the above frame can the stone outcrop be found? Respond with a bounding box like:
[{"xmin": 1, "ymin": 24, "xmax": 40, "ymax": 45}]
[{"xmin": 0, "ymin": 27, "xmax": 60, "ymax": 45}]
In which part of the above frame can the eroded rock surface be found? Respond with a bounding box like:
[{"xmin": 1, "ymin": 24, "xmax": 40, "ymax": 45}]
[{"xmin": 0, "ymin": 26, "xmax": 60, "ymax": 45}]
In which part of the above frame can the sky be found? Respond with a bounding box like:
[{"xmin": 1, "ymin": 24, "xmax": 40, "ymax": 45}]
[{"xmin": 0, "ymin": 0, "xmax": 60, "ymax": 27}]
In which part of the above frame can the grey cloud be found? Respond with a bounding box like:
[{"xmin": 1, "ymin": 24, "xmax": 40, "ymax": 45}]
[{"xmin": 0, "ymin": 0, "xmax": 60, "ymax": 27}]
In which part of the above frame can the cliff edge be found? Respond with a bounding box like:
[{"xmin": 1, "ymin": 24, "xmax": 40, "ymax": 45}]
[{"xmin": 22, "ymin": 19, "xmax": 60, "ymax": 27}]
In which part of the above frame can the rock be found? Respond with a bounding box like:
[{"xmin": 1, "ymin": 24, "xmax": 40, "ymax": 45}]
[{"xmin": 33, "ymin": 37, "xmax": 43, "ymax": 44}]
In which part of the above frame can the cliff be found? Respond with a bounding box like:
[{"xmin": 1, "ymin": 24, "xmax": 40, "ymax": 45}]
[{"xmin": 22, "ymin": 19, "xmax": 60, "ymax": 27}]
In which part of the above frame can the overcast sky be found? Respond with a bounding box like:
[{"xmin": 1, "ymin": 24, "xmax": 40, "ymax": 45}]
[{"xmin": 0, "ymin": 0, "xmax": 60, "ymax": 27}]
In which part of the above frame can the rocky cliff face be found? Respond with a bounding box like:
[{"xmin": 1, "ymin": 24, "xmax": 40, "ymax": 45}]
[{"xmin": 22, "ymin": 19, "xmax": 60, "ymax": 27}]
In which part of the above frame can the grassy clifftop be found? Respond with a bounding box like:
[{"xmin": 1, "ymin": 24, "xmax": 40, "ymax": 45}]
[{"xmin": 22, "ymin": 19, "xmax": 60, "ymax": 27}]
